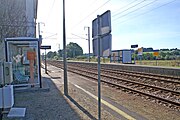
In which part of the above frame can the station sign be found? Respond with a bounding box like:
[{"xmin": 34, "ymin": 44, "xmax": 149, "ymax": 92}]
[
  {"xmin": 40, "ymin": 45, "xmax": 51, "ymax": 49},
  {"xmin": 131, "ymin": 44, "xmax": 138, "ymax": 48}
]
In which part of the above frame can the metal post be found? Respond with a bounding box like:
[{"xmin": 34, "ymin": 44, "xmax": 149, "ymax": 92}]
[
  {"xmin": 63, "ymin": 0, "xmax": 68, "ymax": 96},
  {"xmin": 38, "ymin": 22, "xmax": 44, "ymax": 88},
  {"xmin": 38, "ymin": 40, "xmax": 42, "ymax": 88},
  {"xmin": 156, "ymin": 57, "xmax": 157, "ymax": 66},
  {"xmin": 134, "ymin": 49, "xmax": 136, "ymax": 64},
  {"xmin": 97, "ymin": 15, "xmax": 101, "ymax": 120},
  {"xmin": 87, "ymin": 27, "xmax": 90, "ymax": 62},
  {"xmin": 45, "ymin": 49, "xmax": 47, "ymax": 74}
]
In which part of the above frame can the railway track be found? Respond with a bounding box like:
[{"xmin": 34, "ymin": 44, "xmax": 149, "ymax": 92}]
[
  {"xmin": 68, "ymin": 63, "xmax": 180, "ymax": 91},
  {"xmin": 46, "ymin": 60, "xmax": 180, "ymax": 111}
]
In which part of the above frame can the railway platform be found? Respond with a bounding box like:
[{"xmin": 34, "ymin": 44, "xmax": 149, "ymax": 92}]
[
  {"xmin": 2, "ymin": 68, "xmax": 81, "ymax": 120},
  {"xmin": 3, "ymin": 62, "xmax": 180, "ymax": 120}
]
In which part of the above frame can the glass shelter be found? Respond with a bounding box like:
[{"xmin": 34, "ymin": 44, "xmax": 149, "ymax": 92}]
[{"xmin": 4, "ymin": 37, "xmax": 41, "ymax": 87}]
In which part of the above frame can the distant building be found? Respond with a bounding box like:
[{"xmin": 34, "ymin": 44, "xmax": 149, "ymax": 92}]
[{"xmin": 0, "ymin": 0, "xmax": 38, "ymax": 61}]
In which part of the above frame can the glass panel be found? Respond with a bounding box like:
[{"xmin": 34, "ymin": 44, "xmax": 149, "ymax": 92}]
[{"xmin": 7, "ymin": 40, "xmax": 39, "ymax": 86}]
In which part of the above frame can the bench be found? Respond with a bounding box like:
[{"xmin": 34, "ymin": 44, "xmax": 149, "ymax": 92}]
[{"xmin": 13, "ymin": 71, "xmax": 29, "ymax": 83}]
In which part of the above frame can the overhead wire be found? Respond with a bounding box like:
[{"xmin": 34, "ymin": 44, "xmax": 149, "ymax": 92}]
[
  {"xmin": 112, "ymin": 0, "xmax": 147, "ymax": 17},
  {"xmin": 45, "ymin": 0, "xmax": 56, "ymax": 24},
  {"xmin": 112, "ymin": 0, "xmax": 139, "ymax": 15},
  {"xmin": 113, "ymin": 0, "xmax": 159, "ymax": 22},
  {"xmin": 71, "ymin": 33, "xmax": 87, "ymax": 40},
  {"xmin": 113, "ymin": 0, "xmax": 177, "ymax": 25},
  {"xmin": 40, "ymin": 0, "xmax": 56, "ymax": 39},
  {"xmin": 72, "ymin": 0, "xmax": 112, "ymax": 29}
]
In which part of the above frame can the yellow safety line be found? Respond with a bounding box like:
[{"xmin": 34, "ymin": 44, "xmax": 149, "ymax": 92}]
[{"xmin": 74, "ymin": 84, "xmax": 136, "ymax": 120}]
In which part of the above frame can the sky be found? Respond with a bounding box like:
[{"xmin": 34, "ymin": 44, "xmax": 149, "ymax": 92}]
[{"xmin": 37, "ymin": 0, "xmax": 180, "ymax": 53}]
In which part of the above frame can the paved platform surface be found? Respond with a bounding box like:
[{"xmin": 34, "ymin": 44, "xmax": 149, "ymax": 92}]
[{"xmin": 2, "ymin": 68, "xmax": 81, "ymax": 120}]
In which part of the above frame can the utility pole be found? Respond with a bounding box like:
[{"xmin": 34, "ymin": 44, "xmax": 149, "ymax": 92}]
[
  {"xmin": 84, "ymin": 26, "xmax": 90, "ymax": 62},
  {"xmin": 38, "ymin": 22, "xmax": 45, "ymax": 45},
  {"xmin": 38, "ymin": 22, "xmax": 44, "ymax": 88},
  {"xmin": 63, "ymin": 0, "xmax": 68, "ymax": 96},
  {"xmin": 38, "ymin": 22, "xmax": 45, "ymax": 38}
]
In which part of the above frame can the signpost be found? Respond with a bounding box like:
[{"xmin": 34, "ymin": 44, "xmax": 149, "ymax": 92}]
[
  {"xmin": 40, "ymin": 45, "xmax": 51, "ymax": 74},
  {"xmin": 92, "ymin": 10, "xmax": 111, "ymax": 120}
]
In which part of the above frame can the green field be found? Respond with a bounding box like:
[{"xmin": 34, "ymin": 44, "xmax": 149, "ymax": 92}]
[
  {"xmin": 135, "ymin": 60, "xmax": 180, "ymax": 67},
  {"xmin": 68, "ymin": 58, "xmax": 180, "ymax": 68}
]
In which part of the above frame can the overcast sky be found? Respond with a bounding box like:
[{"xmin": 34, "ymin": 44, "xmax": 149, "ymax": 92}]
[{"xmin": 37, "ymin": 0, "xmax": 180, "ymax": 53}]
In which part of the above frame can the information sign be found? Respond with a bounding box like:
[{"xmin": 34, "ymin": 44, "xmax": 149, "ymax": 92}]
[
  {"xmin": 153, "ymin": 52, "xmax": 159, "ymax": 56},
  {"xmin": 131, "ymin": 44, "xmax": 138, "ymax": 48},
  {"xmin": 40, "ymin": 45, "xmax": 51, "ymax": 49}
]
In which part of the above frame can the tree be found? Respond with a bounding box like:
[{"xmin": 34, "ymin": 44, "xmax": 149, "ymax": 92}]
[
  {"xmin": 57, "ymin": 49, "xmax": 63, "ymax": 58},
  {"xmin": 66, "ymin": 42, "xmax": 83, "ymax": 58},
  {"xmin": 143, "ymin": 47, "xmax": 153, "ymax": 52},
  {"xmin": 47, "ymin": 51, "xmax": 57, "ymax": 59}
]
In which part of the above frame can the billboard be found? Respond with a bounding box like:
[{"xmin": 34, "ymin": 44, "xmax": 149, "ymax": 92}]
[{"xmin": 93, "ymin": 34, "xmax": 112, "ymax": 57}]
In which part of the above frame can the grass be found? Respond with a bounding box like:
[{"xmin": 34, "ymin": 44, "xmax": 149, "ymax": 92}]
[
  {"xmin": 64, "ymin": 57, "xmax": 180, "ymax": 68},
  {"xmin": 135, "ymin": 60, "xmax": 180, "ymax": 67}
]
